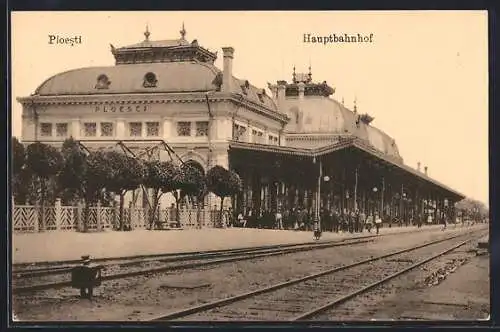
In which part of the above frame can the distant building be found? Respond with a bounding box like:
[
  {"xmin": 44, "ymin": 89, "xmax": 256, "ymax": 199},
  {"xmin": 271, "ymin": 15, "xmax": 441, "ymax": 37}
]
[{"xmin": 17, "ymin": 26, "xmax": 464, "ymax": 222}]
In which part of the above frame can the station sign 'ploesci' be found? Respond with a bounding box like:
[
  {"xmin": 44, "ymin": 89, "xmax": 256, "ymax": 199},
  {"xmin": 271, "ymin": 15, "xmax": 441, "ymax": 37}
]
[{"xmin": 94, "ymin": 104, "xmax": 150, "ymax": 113}]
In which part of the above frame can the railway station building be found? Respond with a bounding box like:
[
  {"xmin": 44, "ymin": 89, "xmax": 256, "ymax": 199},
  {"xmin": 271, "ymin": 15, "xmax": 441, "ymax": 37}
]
[{"xmin": 17, "ymin": 26, "xmax": 464, "ymax": 225}]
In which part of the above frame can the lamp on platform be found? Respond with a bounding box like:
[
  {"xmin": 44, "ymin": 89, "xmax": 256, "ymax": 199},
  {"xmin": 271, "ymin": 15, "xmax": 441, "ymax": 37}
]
[
  {"xmin": 372, "ymin": 187, "xmax": 378, "ymax": 215},
  {"xmin": 323, "ymin": 175, "xmax": 330, "ymax": 182}
]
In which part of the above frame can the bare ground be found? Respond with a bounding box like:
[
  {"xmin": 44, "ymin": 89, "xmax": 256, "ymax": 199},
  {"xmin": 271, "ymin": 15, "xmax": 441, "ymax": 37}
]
[
  {"xmin": 310, "ymin": 240, "xmax": 490, "ymax": 321},
  {"xmin": 12, "ymin": 226, "xmax": 487, "ymax": 322}
]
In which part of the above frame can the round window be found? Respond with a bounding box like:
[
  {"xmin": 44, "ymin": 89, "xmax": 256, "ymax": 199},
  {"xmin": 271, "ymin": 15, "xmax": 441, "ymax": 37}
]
[
  {"xmin": 97, "ymin": 74, "xmax": 108, "ymax": 82},
  {"xmin": 145, "ymin": 72, "xmax": 156, "ymax": 84}
]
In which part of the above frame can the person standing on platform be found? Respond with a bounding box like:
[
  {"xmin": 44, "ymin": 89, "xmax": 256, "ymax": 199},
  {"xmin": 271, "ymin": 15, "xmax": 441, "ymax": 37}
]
[
  {"xmin": 304, "ymin": 209, "xmax": 312, "ymax": 231},
  {"xmin": 354, "ymin": 209, "xmax": 361, "ymax": 233},
  {"xmin": 247, "ymin": 209, "xmax": 256, "ymax": 228},
  {"xmin": 237, "ymin": 211, "xmax": 246, "ymax": 227},
  {"xmin": 359, "ymin": 210, "xmax": 366, "ymax": 232},
  {"xmin": 256, "ymin": 210, "xmax": 263, "ymax": 229},
  {"xmin": 349, "ymin": 210, "xmax": 355, "ymax": 233},
  {"xmin": 282, "ymin": 209, "xmax": 289, "ymax": 230},
  {"xmin": 441, "ymin": 215, "xmax": 447, "ymax": 231},
  {"xmin": 374, "ymin": 213, "xmax": 382, "ymax": 235},
  {"xmin": 321, "ymin": 207, "xmax": 331, "ymax": 232},
  {"xmin": 341, "ymin": 209, "xmax": 348, "ymax": 232},
  {"xmin": 227, "ymin": 207, "xmax": 234, "ymax": 227},
  {"xmin": 297, "ymin": 208, "xmax": 305, "ymax": 231},
  {"xmin": 290, "ymin": 208, "xmax": 298, "ymax": 230},
  {"xmin": 275, "ymin": 210, "xmax": 283, "ymax": 230},
  {"xmin": 365, "ymin": 213, "xmax": 374, "ymax": 233},
  {"xmin": 332, "ymin": 208, "xmax": 340, "ymax": 233}
]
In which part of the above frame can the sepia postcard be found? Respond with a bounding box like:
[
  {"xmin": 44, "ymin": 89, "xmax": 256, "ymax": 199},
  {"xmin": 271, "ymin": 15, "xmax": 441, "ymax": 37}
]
[{"xmin": 9, "ymin": 10, "xmax": 490, "ymax": 324}]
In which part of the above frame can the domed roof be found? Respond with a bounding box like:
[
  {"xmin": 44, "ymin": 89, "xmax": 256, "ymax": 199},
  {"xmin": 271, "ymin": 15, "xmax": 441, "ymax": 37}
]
[
  {"xmin": 281, "ymin": 96, "xmax": 401, "ymax": 160},
  {"xmin": 31, "ymin": 25, "xmax": 278, "ymax": 112},
  {"xmin": 33, "ymin": 62, "xmax": 278, "ymax": 111},
  {"xmin": 34, "ymin": 61, "xmax": 222, "ymax": 96}
]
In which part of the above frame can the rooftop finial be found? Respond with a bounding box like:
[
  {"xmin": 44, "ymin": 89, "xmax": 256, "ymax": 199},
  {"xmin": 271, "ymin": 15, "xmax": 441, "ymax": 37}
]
[
  {"xmin": 342, "ymin": 97, "xmax": 345, "ymax": 105},
  {"xmin": 144, "ymin": 24, "xmax": 150, "ymax": 41},
  {"xmin": 353, "ymin": 96, "xmax": 358, "ymax": 113},
  {"xmin": 292, "ymin": 66, "xmax": 296, "ymax": 83},
  {"xmin": 180, "ymin": 22, "xmax": 186, "ymax": 40},
  {"xmin": 308, "ymin": 61, "xmax": 312, "ymax": 82}
]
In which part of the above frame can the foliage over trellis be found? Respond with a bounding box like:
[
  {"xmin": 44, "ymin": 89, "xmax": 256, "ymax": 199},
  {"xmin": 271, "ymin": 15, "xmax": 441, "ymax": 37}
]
[
  {"xmin": 13, "ymin": 138, "xmax": 251, "ymax": 230},
  {"xmin": 105, "ymin": 151, "xmax": 146, "ymax": 194},
  {"xmin": 178, "ymin": 163, "xmax": 207, "ymax": 202},
  {"xmin": 58, "ymin": 137, "xmax": 87, "ymax": 204},
  {"xmin": 84, "ymin": 150, "xmax": 112, "ymax": 203},
  {"xmin": 206, "ymin": 165, "xmax": 242, "ymax": 221},
  {"xmin": 12, "ymin": 137, "xmax": 25, "ymax": 176},
  {"xmin": 143, "ymin": 160, "xmax": 180, "ymax": 229},
  {"xmin": 25, "ymin": 142, "xmax": 63, "ymax": 180},
  {"xmin": 24, "ymin": 142, "xmax": 63, "ymax": 230},
  {"xmin": 103, "ymin": 150, "xmax": 147, "ymax": 231},
  {"xmin": 12, "ymin": 137, "xmax": 27, "ymax": 203},
  {"xmin": 206, "ymin": 165, "xmax": 242, "ymax": 199},
  {"xmin": 144, "ymin": 160, "xmax": 180, "ymax": 193}
]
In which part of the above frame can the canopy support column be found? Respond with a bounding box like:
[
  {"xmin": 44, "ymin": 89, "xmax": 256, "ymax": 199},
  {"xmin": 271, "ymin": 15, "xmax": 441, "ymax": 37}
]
[{"xmin": 354, "ymin": 167, "xmax": 358, "ymax": 212}]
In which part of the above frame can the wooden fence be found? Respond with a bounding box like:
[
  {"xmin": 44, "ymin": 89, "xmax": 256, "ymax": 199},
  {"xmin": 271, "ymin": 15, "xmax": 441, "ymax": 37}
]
[{"xmin": 12, "ymin": 199, "xmax": 222, "ymax": 233}]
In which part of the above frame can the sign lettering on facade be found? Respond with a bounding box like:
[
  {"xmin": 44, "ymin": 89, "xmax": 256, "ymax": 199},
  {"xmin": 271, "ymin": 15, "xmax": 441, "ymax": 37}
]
[{"xmin": 94, "ymin": 104, "xmax": 149, "ymax": 113}]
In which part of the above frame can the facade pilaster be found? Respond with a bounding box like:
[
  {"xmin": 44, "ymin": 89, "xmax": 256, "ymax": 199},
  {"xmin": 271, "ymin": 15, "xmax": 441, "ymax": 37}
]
[
  {"xmin": 71, "ymin": 118, "xmax": 80, "ymax": 139},
  {"xmin": 116, "ymin": 118, "xmax": 125, "ymax": 139}
]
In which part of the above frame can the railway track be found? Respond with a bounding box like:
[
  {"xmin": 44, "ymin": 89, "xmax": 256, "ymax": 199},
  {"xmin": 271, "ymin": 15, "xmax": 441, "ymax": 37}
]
[
  {"xmin": 13, "ymin": 225, "xmax": 458, "ymax": 273},
  {"xmin": 150, "ymin": 229, "xmax": 487, "ymax": 321},
  {"xmin": 13, "ymin": 233, "xmax": 380, "ymax": 276},
  {"xmin": 13, "ymin": 236, "xmax": 377, "ymax": 294},
  {"xmin": 13, "ymin": 225, "xmax": 459, "ymax": 278}
]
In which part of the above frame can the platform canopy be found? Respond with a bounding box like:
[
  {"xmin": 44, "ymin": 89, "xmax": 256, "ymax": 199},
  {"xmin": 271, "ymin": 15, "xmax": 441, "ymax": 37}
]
[{"xmin": 229, "ymin": 137, "xmax": 464, "ymax": 202}]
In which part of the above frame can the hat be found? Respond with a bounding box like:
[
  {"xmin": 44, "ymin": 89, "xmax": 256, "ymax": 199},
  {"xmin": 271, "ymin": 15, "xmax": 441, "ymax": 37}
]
[{"xmin": 81, "ymin": 255, "xmax": 91, "ymax": 264}]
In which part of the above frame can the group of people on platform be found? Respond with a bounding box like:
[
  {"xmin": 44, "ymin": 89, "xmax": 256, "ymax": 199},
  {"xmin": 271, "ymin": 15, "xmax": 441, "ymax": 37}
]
[
  {"xmin": 216, "ymin": 205, "xmax": 456, "ymax": 233},
  {"xmin": 218, "ymin": 207, "xmax": 396, "ymax": 235}
]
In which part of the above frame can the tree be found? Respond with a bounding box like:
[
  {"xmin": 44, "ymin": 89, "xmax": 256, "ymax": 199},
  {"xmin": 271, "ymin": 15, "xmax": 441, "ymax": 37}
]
[
  {"xmin": 143, "ymin": 160, "xmax": 180, "ymax": 229},
  {"xmin": 12, "ymin": 137, "xmax": 25, "ymax": 176},
  {"xmin": 206, "ymin": 166, "xmax": 242, "ymax": 226},
  {"xmin": 58, "ymin": 138, "xmax": 87, "ymax": 205},
  {"xmin": 105, "ymin": 151, "xmax": 146, "ymax": 231},
  {"xmin": 12, "ymin": 137, "xmax": 27, "ymax": 203},
  {"xmin": 175, "ymin": 163, "xmax": 207, "ymax": 228},
  {"xmin": 178, "ymin": 163, "xmax": 206, "ymax": 207},
  {"xmin": 25, "ymin": 142, "xmax": 63, "ymax": 230},
  {"xmin": 455, "ymin": 198, "xmax": 489, "ymax": 223},
  {"xmin": 81, "ymin": 150, "xmax": 113, "ymax": 231}
]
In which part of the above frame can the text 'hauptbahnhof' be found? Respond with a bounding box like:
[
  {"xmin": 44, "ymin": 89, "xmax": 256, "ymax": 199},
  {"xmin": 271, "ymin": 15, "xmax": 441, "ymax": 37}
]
[{"xmin": 17, "ymin": 25, "xmax": 464, "ymax": 226}]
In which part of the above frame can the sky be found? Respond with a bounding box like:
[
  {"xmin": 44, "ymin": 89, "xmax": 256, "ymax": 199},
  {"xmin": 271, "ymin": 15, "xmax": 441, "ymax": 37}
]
[{"xmin": 10, "ymin": 11, "xmax": 489, "ymax": 206}]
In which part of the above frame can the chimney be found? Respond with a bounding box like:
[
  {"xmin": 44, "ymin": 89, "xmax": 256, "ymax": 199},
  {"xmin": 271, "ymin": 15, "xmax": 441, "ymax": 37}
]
[
  {"xmin": 298, "ymin": 82, "xmax": 306, "ymax": 100},
  {"xmin": 222, "ymin": 47, "xmax": 234, "ymax": 93},
  {"xmin": 277, "ymin": 80, "xmax": 287, "ymax": 105},
  {"xmin": 417, "ymin": 162, "xmax": 421, "ymax": 172},
  {"xmin": 424, "ymin": 166, "xmax": 428, "ymax": 176},
  {"xmin": 268, "ymin": 84, "xmax": 278, "ymax": 100}
]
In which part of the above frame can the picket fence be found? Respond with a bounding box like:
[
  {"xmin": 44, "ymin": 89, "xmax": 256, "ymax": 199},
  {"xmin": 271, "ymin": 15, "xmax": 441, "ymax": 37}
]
[{"xmin": 12, "ymin": 200, "xmax": 222, "ymax": 233}]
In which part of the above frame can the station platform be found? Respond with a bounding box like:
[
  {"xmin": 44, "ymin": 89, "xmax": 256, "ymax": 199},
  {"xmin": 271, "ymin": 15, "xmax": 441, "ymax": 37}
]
[{"xmin": 12, "ymin": 224, "xmax": 464, "ymax": 265}]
